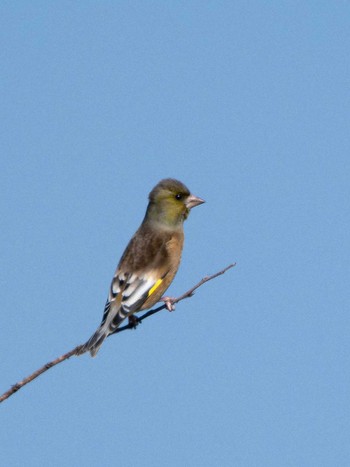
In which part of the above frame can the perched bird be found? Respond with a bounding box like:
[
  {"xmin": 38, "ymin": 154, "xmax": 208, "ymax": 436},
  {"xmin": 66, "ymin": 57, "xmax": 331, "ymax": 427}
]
[{"xmin": 77, "ymin": 178, "xmax": 205, "ymax": 357}]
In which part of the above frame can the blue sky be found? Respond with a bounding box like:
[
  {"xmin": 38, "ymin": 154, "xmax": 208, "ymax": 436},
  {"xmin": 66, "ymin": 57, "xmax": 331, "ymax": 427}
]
[{"xmin": 1, "ymin": 2, "xmax": 349, "ymax": 466}]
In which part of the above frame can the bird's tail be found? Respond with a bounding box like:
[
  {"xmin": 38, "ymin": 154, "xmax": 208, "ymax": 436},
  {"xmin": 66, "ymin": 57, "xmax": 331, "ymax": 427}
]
[
  {"xmin": 76, "ymin": 306, "xmax": 129, "ymax": 357},
  {"xmin": 76, "ymin": 324, "xmax": 110, "ymax": 357}
]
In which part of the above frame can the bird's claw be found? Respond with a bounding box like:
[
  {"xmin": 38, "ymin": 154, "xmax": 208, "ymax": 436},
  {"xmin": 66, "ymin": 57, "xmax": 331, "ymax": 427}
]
[
  {"xmin": 128, "ymin": 315, "xmax": 140, "ymax": 329},
  {"xmin": 161, "ymin": 296, "xmax": 176, "ymax": 312}
]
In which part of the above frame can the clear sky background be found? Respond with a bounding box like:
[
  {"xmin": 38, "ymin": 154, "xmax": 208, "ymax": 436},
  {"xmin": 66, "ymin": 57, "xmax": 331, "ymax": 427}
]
[{"xmin": 1, "ymin": 2, "xmax": 349, "ymax": 466}]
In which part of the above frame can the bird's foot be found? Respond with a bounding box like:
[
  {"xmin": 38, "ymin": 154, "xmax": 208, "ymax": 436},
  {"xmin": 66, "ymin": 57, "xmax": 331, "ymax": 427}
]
[
  {"xmin": 160, "ymin": 296, "xmax": 176, "ymax": 312},
  {"xmin": 128, "ymin": 315, "xmax": 140, "ymax": 329}
]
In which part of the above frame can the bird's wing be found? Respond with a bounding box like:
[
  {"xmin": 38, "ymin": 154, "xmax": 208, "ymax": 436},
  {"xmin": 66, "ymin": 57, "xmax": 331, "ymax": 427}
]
[{"xmin": 100, "ymin": 227, "xmax": 174, "ymax": 330}]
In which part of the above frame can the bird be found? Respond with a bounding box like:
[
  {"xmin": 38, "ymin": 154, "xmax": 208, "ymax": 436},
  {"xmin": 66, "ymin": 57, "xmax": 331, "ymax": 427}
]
[{"xmin": 77, "ymin": 178, "xmax": 205, "ymax": 357}]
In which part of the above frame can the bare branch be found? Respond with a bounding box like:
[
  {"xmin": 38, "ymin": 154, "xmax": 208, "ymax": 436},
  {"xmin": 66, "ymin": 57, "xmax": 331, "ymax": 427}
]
[
  {"xmin": 0, "ymin": 263, "xmax": 235, "ymax": 404},
  {"xmin": 0, "ymin": 347, "xmax": 80, "ymax": 404},
  {"xmin": 112, "ymin": 262, "xmax": 236, "ymax": 333}
]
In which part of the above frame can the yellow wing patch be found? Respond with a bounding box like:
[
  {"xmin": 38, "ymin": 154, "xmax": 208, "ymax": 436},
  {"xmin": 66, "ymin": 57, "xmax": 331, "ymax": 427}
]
[{"xmin": 148, "ymin": 278, "xmax": 163, "ymax": 297}]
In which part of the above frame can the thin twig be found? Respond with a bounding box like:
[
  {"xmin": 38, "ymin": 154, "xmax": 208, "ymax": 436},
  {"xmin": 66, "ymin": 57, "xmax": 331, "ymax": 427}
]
[
  {"xmin": 114, "ymin": 262, "xmax": 236, "ymax": 331},
  {"xmin": 0, "ymin": 263, "xmax": 235, "ymax": 404},
  {"xmin": 0, "ymin": 347, "xmax": 80, "ymax": 404}
]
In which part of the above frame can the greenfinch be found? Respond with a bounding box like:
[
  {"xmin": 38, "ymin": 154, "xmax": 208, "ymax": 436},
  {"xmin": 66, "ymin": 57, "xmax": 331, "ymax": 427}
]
[{"xmin": 78, "ymin": 178, "xmax": 205, "ymax": 357}]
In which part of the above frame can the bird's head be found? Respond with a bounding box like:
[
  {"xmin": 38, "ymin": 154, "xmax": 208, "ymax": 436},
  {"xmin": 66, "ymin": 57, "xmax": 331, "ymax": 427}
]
[{"xmin": 146, "ymin": 178, "xmax": 205, "ymax": 228}]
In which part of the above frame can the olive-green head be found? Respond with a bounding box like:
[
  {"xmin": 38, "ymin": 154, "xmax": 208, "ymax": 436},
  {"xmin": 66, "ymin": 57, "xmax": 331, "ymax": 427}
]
[{"xmin": 146, "ymin": 178, "xmax": 205, "ymax": 228}]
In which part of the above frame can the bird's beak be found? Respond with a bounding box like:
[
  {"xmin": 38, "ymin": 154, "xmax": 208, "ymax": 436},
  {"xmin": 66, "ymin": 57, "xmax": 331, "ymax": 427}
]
[{"xmin": 186, "ymin": 194, "xmax": 205, "ymax": 210}]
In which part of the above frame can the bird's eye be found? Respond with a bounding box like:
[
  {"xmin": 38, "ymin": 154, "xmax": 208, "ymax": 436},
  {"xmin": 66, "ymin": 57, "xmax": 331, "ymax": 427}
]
[{"xmin": 175, "ymin": 193, "xmax": 183, "ymax": 200}]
